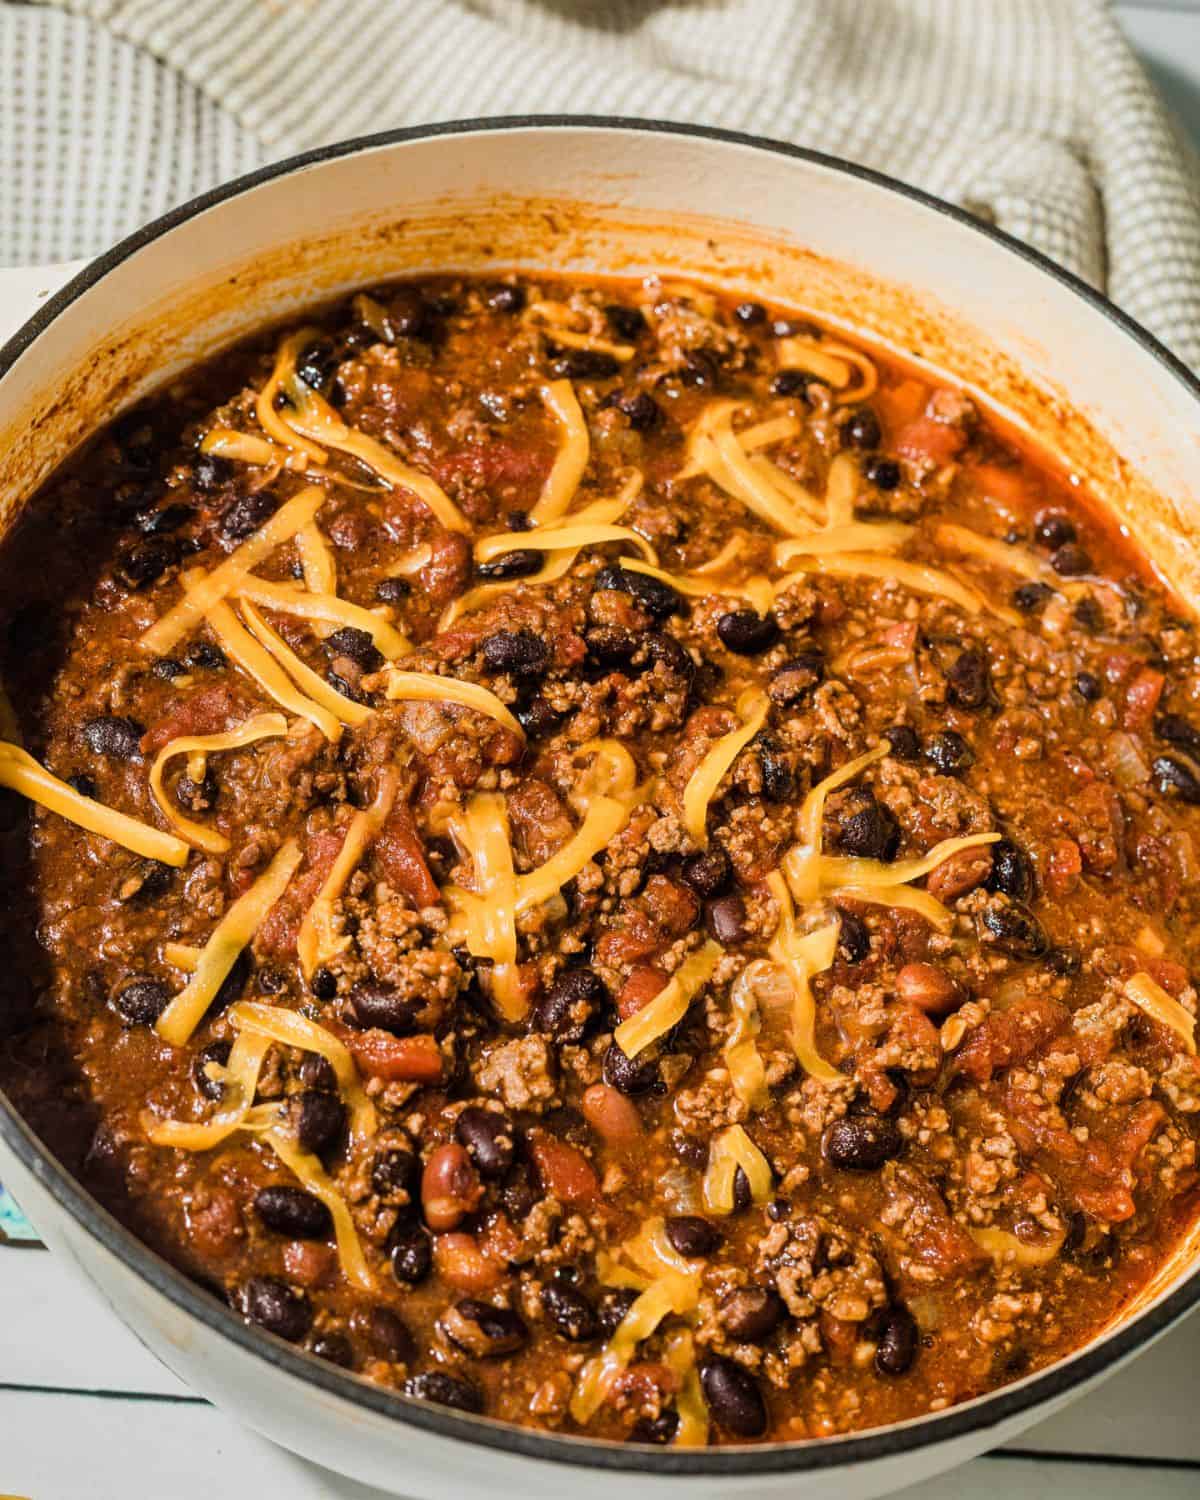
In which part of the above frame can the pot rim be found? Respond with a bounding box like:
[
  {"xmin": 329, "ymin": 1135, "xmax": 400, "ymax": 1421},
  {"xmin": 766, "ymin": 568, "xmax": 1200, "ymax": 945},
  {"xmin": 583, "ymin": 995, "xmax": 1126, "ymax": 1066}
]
[{"xmin": 1, "ymin": 114, "xmax": 1198, "ymax": 1477}]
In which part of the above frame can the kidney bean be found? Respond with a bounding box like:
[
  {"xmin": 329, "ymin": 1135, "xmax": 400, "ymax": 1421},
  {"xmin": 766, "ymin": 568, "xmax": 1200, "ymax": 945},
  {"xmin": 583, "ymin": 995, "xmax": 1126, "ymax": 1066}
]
[
  {"xmin": 534, "ymin": 967, "xmax": 605, "ymax": 1043},
  {"xmin": 926, "ymin": 845, "xmax": 992, "ymax": 903},
  {"xmin": 716, "ymin": 610, "xmax": 780, "ymax": 655},
  {"xmin": 616, "ymin": 965, "xmax": 668, "ymax": 1021},
  {"xmin": 603, "ymin": 1040, "xmax": 660, "ymax": 1096},
  {"xmin": 980, "ymin": 900, "xmax": 1048, "ymax": 958},
  {"xmin": 237, "ymin": 1276, "xmax": 312, "ymax": 1343},
  {"xmin": 82, "ymin": 715, "xmax": 144, "ymax": 761},
  {"xmin": 664, "ymin": 1215, "xmax": 721, "ymax": 1258},
  {"xmin": 390, "ymin": 1226, "xmax": 433, "ymax": 1286},
  {"xmin": 356, "ymin": 1304, "xmax": 416, "ymax": 1363},
  {"xmin": 895, "ymin": 962, "xmax": 960, "ymax": 1015},
  {"xmin": 681, "ymin": 845, "xmax": 731, "ymax": 899},
  {"xmin": 346, "ymin": 1030, "xmax": 443, "ymax": 1083},
  {"xmin": 455, "ymin": 1106, "xmax": 516, "ymax": 1179},
  {"xmin": 481, "ymin": 629, "xmax": 550, "ymax": 679},
  {"xmin": 254, "ymin": 1185, "xmax": 333, "ymax": 1240},
  {"xmin": 294, "ymin": 1090, "xmax": 346, "ymax": 1156},
  {"xmin": 529, "ymin": 1134, "xmax": 600, "ymax": 1206},
  {"xmin": 706, "ymin": 893, "xmax": 749, "ymax": 946},
  {"xmin": 348, "ymin": 981, "xmax": 423, "ymax": 1035},
  {"xmin": 721, "ymin": 1286, "xmax": 787, "ymax": 1343},
  {"xmin": 432, "ymin": 1232, "xmax": 503, "ymax": 1294},
  {"xmin": 421, "ymin": 1143, "xmax": 484, "ymax": 1231},
  {"xmin": 440, "ymin": 1299, "xmax": 528, "ymax": 1358},
  {"xmin": 822, "ymin": 1114, "xmax": 903, "ymax": 1171},
  {"xmin": 541, "ymin": 1282, "xmax": 600, "ymax": 1342},
  {"xmin": 699, "ymin": 1355, "xmax": 767, "ymax": 1438},
  {"xmin": 112, "ymin": 975, "xmax": 171, "ymax": 1026},
  {"xmin": 986, "ymin": 839, "xmax": 1035, "ymax": 902},
  {"xmin": 874, "ymin": 1304, "xmax": 919, "ymax": 1375},
  {"xmin": 582, "ymin": 1082, "xmax": 643, "ymax": 1150},
  {"xmin": 402, "ymin": 1370, "xmax": 484, "ymax": 1414}
]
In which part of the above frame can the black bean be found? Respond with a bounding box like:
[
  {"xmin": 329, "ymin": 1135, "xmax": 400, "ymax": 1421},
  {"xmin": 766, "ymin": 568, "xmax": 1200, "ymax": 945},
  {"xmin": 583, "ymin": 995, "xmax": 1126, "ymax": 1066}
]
[
  {"xmin": 674, "ymin": 1132, "xmax": 708, "ymax": 1171},
  {"xmin": 193, "ymin": 1039, "xmax": 232, "ymax": 1101},
  {"xmin": 585, "ymin": 625, "xmax": 641, "ymax": 669},
  {"xmin": 388, "ymin": 286, "xmax": 438, "ymax": 340},
  {"xmin": 255, "ymin": 1184, "xmax": 333, "ymax": 1240},
  {"xmin": 838, "ymin": 911, "xmax": 871, "ymax": 964},
  {"xmin": 191, "ymin": 452, "xmax": 232, "ymax": 492},
  {"xmin": 611, "ymin": 390, "xmax": 661, "ymax": 432},
  {"xmin": 115, "ymin": 540, "xmax": 174, "ymax": 590},
  {"xmin": 515, "ymin": 694, "xmax": 565, "ymax": 738},
  {"xmin": 402, "ymin": 1371, "xmax": 483, "ymax": 1414},
  {"xmin": 681, "ymin": 846, "xmax": 731, "ymax": 900},
  {"xmin": 324, "ymin": 627, "xmax": 383, "ymax": 673},
  {"xmin": 605, "ymin": 304, "xmax": 646, "ymax": 341},
  {"xmin": 259, "ymin": 965, "xmax": 290, "ymax": 999},
  {"xmin": 310, "ymin": 967, "xmax": 337, "ymax": 1000},
  {"xmin": 136, "ymin": 502, "xmax": 193, "ymax": 536},
  {"xmin": 294, "ymin": 338, "xmax": 338, "ymax": 394},
  {"xmin": 501, "ymin": 1161, "xmax": 537, "ymax": 1220},
  {"xmin": 112, "ymin": 975, "xmax": 171, "ymax": 1026},
  {"xmin": 482, "ymin": 628, "xmax": 551, "ymax": 679},
  {"xmin": 66, "ymin": 772, "xmax": 97, "ymax": 799},
  {"xmin": 980, "ymin": 900, "xmax": 1049, "ymax": 958},
  {"xmin": 628, "ymin": 1413, "xmax": 679, "ymax": 1445},
  {"xmin": 360, "ymin": 1305, "xmax": 415, "ymax": 1363},
  {"xmin": 1033, "ymin": 510, "xmax": 1076, "ymax": 549},
  {"xmin": 441, "ymin": 1299, "xmax": 528, "ymax": 1357},
  {"xmin": 212, "ymin": 948, "xmax": 252, "ymax": 1012},
  {"xmin": 680, "ymin": 349, "xmax": 720, "ymax": 389},
  {"xmin": 1075, "ymin": 671, "xmax": 1103, "ymax": 702},
  {"xmin": 822, "ymin": 1114, "xmax": 903, "ymax": 1171},
  {"xmin": 310, "ymin": 1331, "xmax": 355, "ymax": 1368},
  {"xmin": 373, "ymin": 1147, "xmax": 418, "ymax": 1201},
  {"xmin": 721, "ymin": 1286, "xmax": 786, "ymax": 1343},
  {"xmin": 603, "ymin": 1041, "xmax": 660, "ymax": 1096},
  {"xmin": 1046, "ymin": 945, "xmax": 1081, "ymax": 976},
  {"xmin": 644, "ymin": 631, "xmax": 693, "ymax": 680},
  {"xmin": 866, "ymin": 457, "xmax": 901, "ymax": 491},
  {"xmin": 985, "ymin": 839, "xmax": 1036, "ymax": 902},
  {"xmin": 1072, "ymin": 595, "xmax": 1104, "ymax": 634},
  {"xmin": 836, "ymin": 800, "xmax": 900, "ymax": 861},
  {"xmin": 535, "ymin": 968, "xmax": 605, "ymax": 1043},
  {"xmin": 175, "ymin": 770, "xmax": 217, "ymax": 813},
  {"xmin": 295, "ymin": 1090, "xmax": 346, "ymax": 1156},
  {"xmin": 220, "ymin": 491, "xmax": 279, "ymax": 542},
  {"xmin": 1152, "ymin": 754, "xmax": 1200, "ymax": 805},
  {"xmin": 874, "ymin": 1305, "xmax": 918, "ymax": 1375},
  {"xmin": 596, "ymin": 1288, "xmax": 638, "ymax": 1337},
  {"xmin": 767, "ymin": 1198, "xmax": 791, "ymax": 1222},
  {"xmin": 882, "ymin": 724, "xmax": 921, "ymax": 762},
  {"xmin": 734, "ymin": 301, "xmax": 766, "ymax": 326},
  {"xmin": 923, "ymin": 730, "xmax": 974, "ymax": 776},
  {"xmin": 375, "ymin": 577, "xmax": 411, "ymax": 604},
  {"xmin": 348, "ymin": 980, "xmax": 421, "ymax": 1035},
  {"xmin": 121, "ymin": 859, "xmax": 172, "ymax": 905},
  {"xmin": 770, "ymin": 369, "xmax": 810, "ymax": 399},
  {"xmin": 768, "ymin": 653, "xmax": 824, "ymax": 705},
  {"xmin": 1155, "ymin": 713, "xmax": 1200, "ymax": 756},
  {"xmin": 947, "ymin": 648, "xmax": 990, "ymax": 709},
  {"xmin": 717, "ymin": 610, "xmax": 780, "ymax": 656},
  {"xmin": 477, "ymin": 548, "xmax": 541, "ymax": 580},
  {"xmin": 732, "ymin": 1165, "xmax": 752, "ymax": 1213},
  {"xmin": 151, "ymin": 657, "xmax": 186, "ymax": 682},
  {"xmin": 593, "ymin": 564, "xmax": 683, "ymax": 618},
  {"xmin": 455, "ymin": 1106, "xmax": 516, "ymax": 1179},
  {"xmin": 1052, "ymin": 542, "xmax": 1092, "ymax": 577},
  {"xmin": 485, "ymin": 283, "xmax": 525, "ymax": 314},
  {"xmin": 82, "ymin": 714, "xmax": 144, "ymax": 761},
  {"xmin": 541, "ymin": 1282, "xmax": 600, "ymax": 1342},
  {"xmin": 548, "ymin": 348, "xmax": 620, "ymax": 380},
  {"xmin": 1012, "ymin": 580, "xmax": 1053, "ymax": 614},
  {"xmin": 238, "ymin": 1276, "xmax": 312, "ymax": 1343},
  {"xmin": 664, "ymin": 1216, "xmax": 721, "ymax": 1258},
  {"xmin": 186, "ymin": 641, "xmax": 225, "ymax": 670},
  {"xmin": 699, "ymin": 1355, "xmax": 767, "ymax": 1438},
  {"xmin": 706, "ymin": 894, "xmax": 749, "ymax": 946},
  {"xmin": 841, "ymin": 408, "xmax": 881, "ymax": 451},
  {"xmin": 390, "ymin": 1227, "xmax": 433, "ymax": 1286}
]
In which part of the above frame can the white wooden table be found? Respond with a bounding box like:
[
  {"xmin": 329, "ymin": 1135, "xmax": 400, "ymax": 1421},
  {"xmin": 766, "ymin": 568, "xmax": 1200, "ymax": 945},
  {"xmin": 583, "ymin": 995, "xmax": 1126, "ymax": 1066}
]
[{"xmin": 3, "ymin": 4, "xmax": 1200, "ymax": 1495}]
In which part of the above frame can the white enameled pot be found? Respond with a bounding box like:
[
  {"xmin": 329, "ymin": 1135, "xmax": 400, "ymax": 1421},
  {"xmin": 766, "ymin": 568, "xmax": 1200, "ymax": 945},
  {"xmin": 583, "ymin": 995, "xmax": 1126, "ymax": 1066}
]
[{"xmin": 1, "ymin": 119, "xmax": 1199, "ymax": 1500}]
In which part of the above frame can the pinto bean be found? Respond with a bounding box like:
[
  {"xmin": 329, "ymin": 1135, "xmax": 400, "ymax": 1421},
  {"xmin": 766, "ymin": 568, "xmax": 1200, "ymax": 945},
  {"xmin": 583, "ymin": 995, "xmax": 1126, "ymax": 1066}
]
[
  {"xmin": 894, "ymin": 963, "xmax": 961, "ymax": 1015},
  {"xmin": 582, "ymin": 1082, "xmax": 644, "ymax": 1150},
  {"xmin": 926, "ymin": 846, "xmax": 992, "ymax": 903},
  {"xmin": 421, "ymin": 1143, "xmax": 484, "ymax": 1231},
  {"xmin": 529, "ymin": 1134, "xmax": 600, "ymax": 1206}
]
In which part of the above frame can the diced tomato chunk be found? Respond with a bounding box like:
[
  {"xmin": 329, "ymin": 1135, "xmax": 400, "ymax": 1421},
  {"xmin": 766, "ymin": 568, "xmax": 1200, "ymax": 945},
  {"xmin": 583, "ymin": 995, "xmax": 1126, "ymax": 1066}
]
[
  {"xmin": 374, "ymin": 803, "xmax": 441, "ymax": 908},
  {"xmin": 1122, "ymin": 667, "xmax": 1165, "ymax": 733},
  {"xmin": 616, "ymin": 964, "xmax": 669, "ymax": 1020},
  {"xmin": 346, "ymin": 1030, "xmax": 443, "ymax": 1083},
  {"xmin": 895, "ymin": 416, "xmax": 966, "ymax": 467}
]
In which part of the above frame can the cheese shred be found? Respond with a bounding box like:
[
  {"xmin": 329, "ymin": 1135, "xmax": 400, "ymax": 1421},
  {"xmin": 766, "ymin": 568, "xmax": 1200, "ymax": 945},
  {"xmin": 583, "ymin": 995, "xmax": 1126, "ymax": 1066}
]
[
  {"xmin": 385, "ymin": 670, "xmax": 524, "ymax": 739},
  {"xmin": 531, "ymin": 380, "xmax": 590, "ymax": 524},
  {"xmin": 614, "ymin": 941, "xmax": 722, "ymax": 1059},
  {"xmin": 702, "ymin": 1124, "xmax": 774, "ymax": 1214},
  {"xmin": 205, "ymin": 597, "xmax": 343, "ymax": 742},
  {"xmin": 238, "ymin": 600, "xmax": 373, "ymax": 727},
  {"xmin": 682, "ymin": 690, "xmax": 769, "ymax": 849},
  {"xmin": 1126, "ymin": 972, "xmax": 1198, "ymax": 1054},
  {"xmin": 149, "ymin": 712, "xmax": 289, "ymax": 853}
]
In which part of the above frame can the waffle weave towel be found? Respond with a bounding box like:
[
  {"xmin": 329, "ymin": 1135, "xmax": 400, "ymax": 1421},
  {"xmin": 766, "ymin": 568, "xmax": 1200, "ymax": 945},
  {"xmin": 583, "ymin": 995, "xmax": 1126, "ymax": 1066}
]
[{"xmin": 2, "ymin": 0, "xmax": 1199, "ymax": 368}]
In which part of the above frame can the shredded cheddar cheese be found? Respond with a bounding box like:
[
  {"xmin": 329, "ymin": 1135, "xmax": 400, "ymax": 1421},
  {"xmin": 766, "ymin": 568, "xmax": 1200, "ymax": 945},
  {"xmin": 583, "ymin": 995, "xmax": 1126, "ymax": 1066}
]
[
  {"xmin": 238, "ymin": 600, "xmax": 373, "ymax": 728},
  {"xmin": 262, "ymin": 1126, "xmax": 374, "ymax": 1290},
  {"xmin": 148, "ymin": 712, "xmax": 289, "ymax": 853},
  {"xmin": 613, "ymin": 941, "xmax": 722, "ymax": 1059},
  {"xmin": 970, "ymin": 1224, "xmax": 1067, "ymax": 1268},
  {"xmin": 702, "ymin": 1124, "xmax": 774, "ymax": 1214},
  {"xmin": 1126, "ymin": 972, "xmax": 1197, "ymax": 1054},
  {"xmin": 725, "ymin": 959, "xmax": 778, "ymax": 1110},
  {"xmin": 774, "ymin": 336, "xmax": 878, "ymax": 403},
  {"xmin": 766, "ymin": 871, "xmax": 843, "ymax": 1084},
  {"xmin": 233, "ymin": 577, "xmax": 409, "ymax": 660},
  {"xmin": 682, "ymin": 690, "xmax": 769, "ymax": 849},
  {"xmin": 200, "ymin": 427, "xmax": 307, "ymax": 471},
  {"xmin": 385, "ymin": 669, "xmax": 524, "ymax": 739},
  {"xmin": 0, "ymin": 740, "xmax": 189, "ymax": 866},
  {"xmin": 531, "ymin": 380, "xmax": 590, "ymax": 524},
  {"xmin": 142, "ymin": 1032, "xmax": 272, "ymax": 1151},
  {"xmin": 296, "ymin": 520, "xmax": 338, "ymax": 596},
  {"xmin": 449, "ymin": 791, "xmax": 523, "ymax": 1021},
  {"xmin": 155, "ymin": 839, "xmax": 303, "ymax": 1046},
  {"xmin": 206, "ymin": 597, "xmax": 343, "ymax": 742},
  {"xmin": 569, "ymin": 1273, "xmax": 699, "ymax": 1423}
]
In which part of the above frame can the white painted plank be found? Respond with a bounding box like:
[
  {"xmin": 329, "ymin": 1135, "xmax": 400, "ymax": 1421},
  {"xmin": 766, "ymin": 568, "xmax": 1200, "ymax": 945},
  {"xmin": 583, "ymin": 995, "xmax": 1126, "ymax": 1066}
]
[{"xmin": 0, "ymin": 1391, "xmax": 1195, "ymax": 1500}]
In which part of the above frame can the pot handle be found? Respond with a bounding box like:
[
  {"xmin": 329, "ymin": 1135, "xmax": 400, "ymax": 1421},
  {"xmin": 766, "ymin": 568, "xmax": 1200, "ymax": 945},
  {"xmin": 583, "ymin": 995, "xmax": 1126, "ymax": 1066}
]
[{"xmin": 0, "ymin": 261, "xmax": 90, "ymax": 347}]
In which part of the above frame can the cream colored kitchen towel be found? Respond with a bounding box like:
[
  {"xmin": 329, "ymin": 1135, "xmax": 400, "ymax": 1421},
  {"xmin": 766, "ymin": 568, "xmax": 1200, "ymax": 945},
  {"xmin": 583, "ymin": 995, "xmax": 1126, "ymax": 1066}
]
[{"xmin": 3, "ymin": 0, "xmax": 1199, "ymax": 369}]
